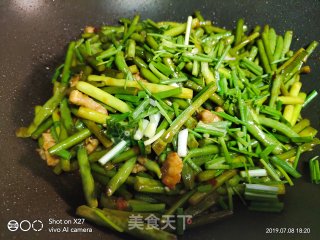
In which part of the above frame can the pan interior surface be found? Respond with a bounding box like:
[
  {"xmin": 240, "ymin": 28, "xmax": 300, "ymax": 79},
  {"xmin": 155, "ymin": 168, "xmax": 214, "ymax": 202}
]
[{"xmin": 0, "ymin": 0, "xmax": 319, "ymax": 239}]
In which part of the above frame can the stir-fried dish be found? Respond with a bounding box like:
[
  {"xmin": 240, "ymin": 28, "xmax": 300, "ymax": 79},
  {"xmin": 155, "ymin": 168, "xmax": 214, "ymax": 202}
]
[{"xmin": 16, "ymin": 11, "xmax": 320, "ymax": 240}]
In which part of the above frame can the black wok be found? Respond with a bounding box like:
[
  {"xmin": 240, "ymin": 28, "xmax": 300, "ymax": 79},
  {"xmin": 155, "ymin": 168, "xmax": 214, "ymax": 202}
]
[{"xmin": 0, "ymin": 0, "xmax": 319, "ymax": 239}]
